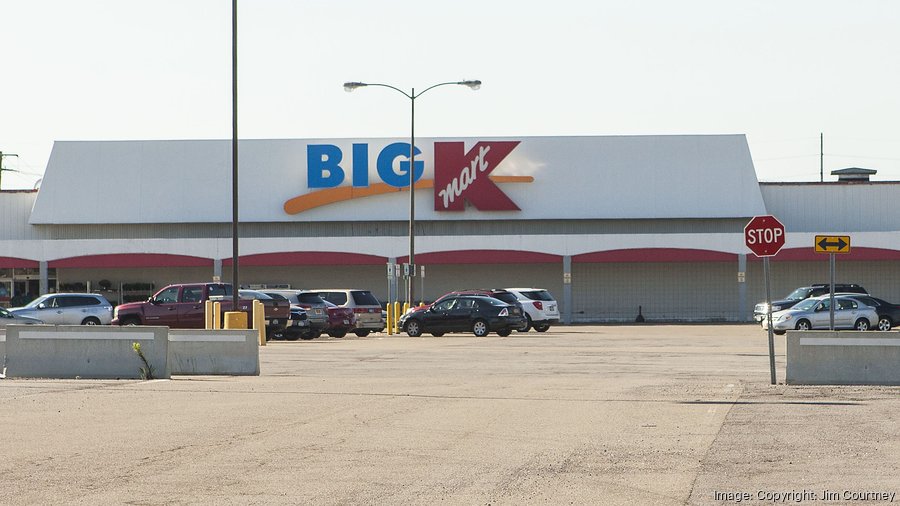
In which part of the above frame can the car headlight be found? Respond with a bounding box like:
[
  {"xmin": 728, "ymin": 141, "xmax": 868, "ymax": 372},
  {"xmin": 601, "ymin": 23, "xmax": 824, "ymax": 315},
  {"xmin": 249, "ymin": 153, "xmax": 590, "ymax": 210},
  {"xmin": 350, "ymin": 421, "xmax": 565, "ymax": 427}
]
[{"xmin": 778, "ymin": 314, "xmax": 792, "ymax": 322}]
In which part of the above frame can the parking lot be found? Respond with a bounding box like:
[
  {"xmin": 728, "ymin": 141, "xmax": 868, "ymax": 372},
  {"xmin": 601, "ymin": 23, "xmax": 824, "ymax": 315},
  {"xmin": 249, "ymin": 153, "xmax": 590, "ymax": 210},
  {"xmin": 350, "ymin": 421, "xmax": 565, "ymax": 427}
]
[{"xmin": 2, "ymin": 325, "xmax": 899, "ymax": 505}]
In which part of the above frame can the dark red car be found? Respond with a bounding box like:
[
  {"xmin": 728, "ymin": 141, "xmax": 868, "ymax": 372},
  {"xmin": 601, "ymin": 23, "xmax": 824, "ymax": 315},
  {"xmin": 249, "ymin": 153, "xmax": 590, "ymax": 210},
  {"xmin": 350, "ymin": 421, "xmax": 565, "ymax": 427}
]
[{"xmin": 324, "ymin": 301, "xmax": 356, "ymax": 338}]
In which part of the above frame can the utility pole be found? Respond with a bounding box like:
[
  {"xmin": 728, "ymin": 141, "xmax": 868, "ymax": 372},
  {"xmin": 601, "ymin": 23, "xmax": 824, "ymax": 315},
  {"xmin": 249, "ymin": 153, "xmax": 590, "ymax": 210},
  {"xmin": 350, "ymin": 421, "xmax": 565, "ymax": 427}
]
[
  {"xmin": 0, "ymin": 152, "xmax": 20, "ymax": 190},
  {"xmin": 820, "ymin": 133, "xmax": 823, "ymax": 182}
]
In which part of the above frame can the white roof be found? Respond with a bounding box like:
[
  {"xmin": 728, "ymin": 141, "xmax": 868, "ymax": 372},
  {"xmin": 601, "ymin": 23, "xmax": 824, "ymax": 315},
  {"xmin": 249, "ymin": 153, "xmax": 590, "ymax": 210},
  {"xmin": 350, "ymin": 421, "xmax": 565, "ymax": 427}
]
[{"xmin": 30, "ymin": 135, "xmax": 767, "ymax": 224}]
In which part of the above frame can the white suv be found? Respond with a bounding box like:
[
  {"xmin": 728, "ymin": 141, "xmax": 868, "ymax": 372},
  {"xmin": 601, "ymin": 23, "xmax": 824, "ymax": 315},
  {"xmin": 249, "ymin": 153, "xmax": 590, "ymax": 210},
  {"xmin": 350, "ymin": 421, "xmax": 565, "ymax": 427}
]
[{"xmin": 505, "ymin": 288, "xmax": 560, "ymax": 332}]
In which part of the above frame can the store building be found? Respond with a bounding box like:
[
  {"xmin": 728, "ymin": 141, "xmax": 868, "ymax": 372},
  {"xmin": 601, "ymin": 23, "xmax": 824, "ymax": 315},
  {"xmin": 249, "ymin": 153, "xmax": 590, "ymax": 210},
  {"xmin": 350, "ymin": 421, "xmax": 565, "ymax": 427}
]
[{"xmin": 2, "ymin": 135, "xmax": 899, "ymax": 322}]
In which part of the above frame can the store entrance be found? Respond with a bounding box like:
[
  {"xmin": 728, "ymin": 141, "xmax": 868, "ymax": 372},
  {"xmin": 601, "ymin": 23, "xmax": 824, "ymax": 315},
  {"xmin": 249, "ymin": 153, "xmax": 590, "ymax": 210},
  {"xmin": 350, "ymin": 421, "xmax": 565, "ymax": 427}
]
[{"xmin": 0, "ymin": 268, "xmax": 56, "ymax": 307}]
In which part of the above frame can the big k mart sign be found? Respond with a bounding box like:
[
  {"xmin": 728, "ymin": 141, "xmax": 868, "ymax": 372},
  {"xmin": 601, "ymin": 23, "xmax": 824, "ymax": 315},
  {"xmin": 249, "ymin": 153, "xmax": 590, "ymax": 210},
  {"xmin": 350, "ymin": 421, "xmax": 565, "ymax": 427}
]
[
  {"xmin": 30, "ymin": 135, "xmax": 767, "ymax": 225},
  {"xmin": 284, "ymin": 140, "xmax": 532, "ymax": 214}
]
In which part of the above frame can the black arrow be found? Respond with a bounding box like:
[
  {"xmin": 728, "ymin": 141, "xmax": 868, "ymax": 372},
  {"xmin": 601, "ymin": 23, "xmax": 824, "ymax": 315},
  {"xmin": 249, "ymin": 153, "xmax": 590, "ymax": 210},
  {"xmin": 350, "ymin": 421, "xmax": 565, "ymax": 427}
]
[{"xmin": 817, "ymin": 237, "xmax": 848, "ymax": 251}]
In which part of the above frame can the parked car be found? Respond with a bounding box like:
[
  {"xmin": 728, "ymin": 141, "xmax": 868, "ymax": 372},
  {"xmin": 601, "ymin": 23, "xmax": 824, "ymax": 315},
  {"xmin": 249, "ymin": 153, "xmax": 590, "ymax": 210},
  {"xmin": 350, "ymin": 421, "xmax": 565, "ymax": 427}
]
[
  {"xmin": 262, "ymin": 290, "xmax": 329, "ymax": 339},
  {"xmin": 10, "ymin": 293, "xmax": 113, "ymax": 325},
  {"xmin": 0, "ymin": 306, "xmax": 43, "ymax": 326},
  {"xmin": 323, "ymin": 300, "xmax": 356, "ymax": 338},
  {"xmin": 283, "ymin": 304, "xmax": 311, "ymax": 340},
  {"xmin": 113, "ymin": 283, "xmax": 289, "ymax": 338},
  {"xmin": 504, "ymin": 288, "xmax": 559, "ymax": 332},
  {"xmin": 399, "ymin": 294, "xmax": 526, "ymax": 337},
  {"xmin": 764, "ymin": 294, "xmax": 877, "ymax": 334},
  {"xmin": 238, "ymin": 289, "xmax": 293, "ymax": 339},
  {"xmin": 753, "ymin": 283, "xmax": 868, "ymax": 323},
  {"xmin": 313, "ymin": 289, "xmax": 384, "ymax": 337},
  {"xmin": 841, "ymin": 295, "xmax": 900, "ymax": 331},
  {"xmin": 423, "ymin": 289, "xmax": 527, "ymax": 329}
]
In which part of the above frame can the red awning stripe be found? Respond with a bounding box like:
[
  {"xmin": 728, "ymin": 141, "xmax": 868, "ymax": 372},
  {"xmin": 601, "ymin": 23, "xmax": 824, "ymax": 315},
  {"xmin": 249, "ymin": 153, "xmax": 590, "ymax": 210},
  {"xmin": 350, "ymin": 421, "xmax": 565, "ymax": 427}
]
[
  {"xmin": 223, "ymin": 251, "xmax": 387, "ymax": 267},
  {"xmin": 574, "ymin": 248, "xmax": 737, "ymax": 263},
  {"xmin": 403, "ymin": 250, "xmax": 563, "ymax": 265},
  {"xmin": 0, "ymin": 256, "xmax": 40, "ymax": 268},
  {"xmin": 747, "ymin": 246, "xmax": 900, "ymax": 262},
  {"xmin": 48, "ymin": 253, "xmax": 213, "ymax": 268}
]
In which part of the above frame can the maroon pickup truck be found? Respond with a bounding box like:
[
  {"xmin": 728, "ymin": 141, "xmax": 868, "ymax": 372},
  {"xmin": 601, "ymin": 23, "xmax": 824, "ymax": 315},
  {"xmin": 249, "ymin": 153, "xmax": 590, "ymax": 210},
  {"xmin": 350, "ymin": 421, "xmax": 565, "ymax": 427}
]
[{"xmin": 112, "ymin": 283, "xmax": 288, "ymax": 336}]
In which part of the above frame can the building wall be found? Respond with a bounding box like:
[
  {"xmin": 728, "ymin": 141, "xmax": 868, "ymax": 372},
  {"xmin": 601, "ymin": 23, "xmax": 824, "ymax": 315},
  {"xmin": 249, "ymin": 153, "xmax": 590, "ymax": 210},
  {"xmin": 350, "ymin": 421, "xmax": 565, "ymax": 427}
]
[{"xmin": 572, "ymin": 261, "xmax": 740, "ymax": 322}]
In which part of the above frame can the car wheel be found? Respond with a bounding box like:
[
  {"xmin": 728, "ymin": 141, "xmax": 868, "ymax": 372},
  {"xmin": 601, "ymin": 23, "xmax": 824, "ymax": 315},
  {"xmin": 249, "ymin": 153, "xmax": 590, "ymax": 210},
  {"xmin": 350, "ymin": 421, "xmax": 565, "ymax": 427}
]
[
  {"xmin": 431, "ymin": 332, "xmax": 444, "ymax": 337},
  {"xmin": 299, "ymin": 329, "xmax": 317, "ymax": 340},
  {"xmin": 497, "ymin": 329, "xmax": 511, "ymax": 337},
  {"xmin": 354, "ymin": 330, "xmax": 371, "ymax": 337},
  {"xmin": 81, "ymin": 317, "xmax": 101, "ymax": 326},
  {"xmin": 518, "ymin": 314, "xmax": 532, "ymax": 332},
  {"xmin": 121, "ymin": 317, "xmax": 141, "ymax": 326},
  {"xmin": 877, "ymin": 316, "xmax": 892, "ymax": 331},
  {"xmin": 534, "ymin": 324, "xmax": 550, "ymax": 332},
  {"xmin": 283, "ymin": 329, "xmax": 300, "ymax": 341},
  {"xmin": 855, "ymin": 318, "xmax": 870, "ymax": 331},
  {"xmin": 328, "ymin": 330, "xmax": 347, "ymax": 338},
  {"xmin": 405, "ymin": 320, "xmax": 423, "ymax": 337},
  {"xmin": 472, "ymin": 319, "xmax": 489, "ymax": 337},
  {"xmin": 795, "ymin": 319, "xmax": 811, "ymax": 331}
]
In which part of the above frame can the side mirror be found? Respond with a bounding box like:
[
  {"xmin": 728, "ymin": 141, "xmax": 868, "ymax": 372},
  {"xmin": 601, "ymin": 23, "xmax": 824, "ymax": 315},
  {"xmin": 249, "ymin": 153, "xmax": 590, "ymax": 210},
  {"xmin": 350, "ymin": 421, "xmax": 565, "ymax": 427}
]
[
  {"xmin": 149, "ymin": 297, "xmax": 159, "ymax": 305},
  {"xmin": 38, "ymin": 302, "xmax": 47, "ymax": 310}
]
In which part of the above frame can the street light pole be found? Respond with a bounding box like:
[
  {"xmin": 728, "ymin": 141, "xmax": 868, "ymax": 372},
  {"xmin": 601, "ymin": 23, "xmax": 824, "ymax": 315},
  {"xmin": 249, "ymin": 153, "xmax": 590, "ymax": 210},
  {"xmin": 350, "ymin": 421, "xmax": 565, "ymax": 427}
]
[{"xmin": 343, "ymin": 80, "xmax": 481, "ymax": 307}]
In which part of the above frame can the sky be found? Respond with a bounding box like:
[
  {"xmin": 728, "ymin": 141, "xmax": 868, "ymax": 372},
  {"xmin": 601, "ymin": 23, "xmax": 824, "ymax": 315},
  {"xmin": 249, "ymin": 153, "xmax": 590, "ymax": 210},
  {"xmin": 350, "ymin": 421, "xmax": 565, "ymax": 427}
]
[{"xmin": 2, "ymin": 0, "xmax": 900, "ymax": 189}]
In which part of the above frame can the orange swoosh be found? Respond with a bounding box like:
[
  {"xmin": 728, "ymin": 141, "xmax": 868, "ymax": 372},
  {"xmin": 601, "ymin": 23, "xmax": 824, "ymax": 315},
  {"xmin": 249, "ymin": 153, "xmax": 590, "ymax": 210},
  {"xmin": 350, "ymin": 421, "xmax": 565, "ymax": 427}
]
[{"xmin": 283, "ymin": 175, "xmax": 533, "ymax": 215}]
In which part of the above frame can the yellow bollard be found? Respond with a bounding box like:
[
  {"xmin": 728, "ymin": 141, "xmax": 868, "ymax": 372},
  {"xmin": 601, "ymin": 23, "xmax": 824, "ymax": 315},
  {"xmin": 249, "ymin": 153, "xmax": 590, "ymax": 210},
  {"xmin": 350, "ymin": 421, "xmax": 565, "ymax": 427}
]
[
  {"xmin": 252, "ymin": 299, "xmax": 266, "ymax": 346},
  {"xmin": 223, "ymin": 311, "xmax": 248, "ymax": 329},
  {"xmin": 393, "ymin": 301, "xmax": 401, "ymax": 334},
  {"xmin": 386, "ymin": 303, "xmax": 394, "ymax": 336},
  {"xmin": 213, "ymin": 302, "xmax": 222, "ymax": 330},
  {"xmin": 204, "ymin": 300, "xmax": 213, "ymax": 329}
]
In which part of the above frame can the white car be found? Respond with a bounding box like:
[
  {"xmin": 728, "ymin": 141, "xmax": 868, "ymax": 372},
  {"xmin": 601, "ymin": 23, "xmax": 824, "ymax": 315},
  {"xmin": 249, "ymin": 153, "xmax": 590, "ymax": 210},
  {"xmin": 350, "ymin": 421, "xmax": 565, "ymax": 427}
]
[
  {"xmin": 0, "ymin": 306, "xmax": 43, "ymax": 326},
  {"xmin": 763, "ymin": 295, "xmax": 877, "ymax": 334},
  {"xmin": 505, "ymin": 288, "xmax": 560, "ymax": 332}
]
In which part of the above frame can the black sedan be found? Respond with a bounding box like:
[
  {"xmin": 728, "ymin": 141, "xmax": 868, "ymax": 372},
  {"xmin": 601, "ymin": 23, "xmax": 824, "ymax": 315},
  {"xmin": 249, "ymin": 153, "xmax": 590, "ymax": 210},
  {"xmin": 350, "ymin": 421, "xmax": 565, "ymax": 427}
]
[
  {"xmin": 847, "ymin": 295, "xmax": 900, "ymax": 331},
  {"xmin": 400, "ymin": 295, "xmax": 526, "ymax": 337}
]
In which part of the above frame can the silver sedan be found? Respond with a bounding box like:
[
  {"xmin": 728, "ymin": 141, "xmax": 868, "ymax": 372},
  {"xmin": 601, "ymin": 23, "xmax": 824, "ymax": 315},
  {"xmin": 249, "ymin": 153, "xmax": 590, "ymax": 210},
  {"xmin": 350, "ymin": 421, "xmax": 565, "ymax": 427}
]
[
  {"xmin": 764, "ymin": 295, "xmax": 877, "ymax": 334},
  {"xmin": 0, "ymin": 306, "xmax": 43, "ymax": 326}
]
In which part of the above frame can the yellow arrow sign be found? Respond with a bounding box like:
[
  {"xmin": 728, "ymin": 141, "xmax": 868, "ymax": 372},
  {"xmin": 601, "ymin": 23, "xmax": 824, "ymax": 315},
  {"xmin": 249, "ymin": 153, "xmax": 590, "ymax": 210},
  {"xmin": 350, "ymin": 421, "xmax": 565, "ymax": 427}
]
[{"xmin": 815, "ymin": 235, "xmax": 851, "ymax": 253}]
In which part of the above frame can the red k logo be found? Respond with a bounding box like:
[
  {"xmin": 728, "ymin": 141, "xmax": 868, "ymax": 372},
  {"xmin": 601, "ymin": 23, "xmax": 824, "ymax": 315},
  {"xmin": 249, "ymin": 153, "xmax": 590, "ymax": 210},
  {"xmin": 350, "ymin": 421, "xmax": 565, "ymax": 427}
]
[{"xmin": 433, "ymin": 141, "xmax": 521, "ymax": 211}]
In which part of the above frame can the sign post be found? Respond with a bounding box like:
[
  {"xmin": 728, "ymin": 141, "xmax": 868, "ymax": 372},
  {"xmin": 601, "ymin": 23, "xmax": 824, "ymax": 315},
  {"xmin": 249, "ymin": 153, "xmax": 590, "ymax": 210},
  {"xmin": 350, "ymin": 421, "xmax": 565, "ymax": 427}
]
[
  {"xmin": 745, "ymin": 215, "xmax": 786, "ymax": 385},
  {"xmin": 814, "ymin": 235, "xmax": 851, "ymax": 330}
]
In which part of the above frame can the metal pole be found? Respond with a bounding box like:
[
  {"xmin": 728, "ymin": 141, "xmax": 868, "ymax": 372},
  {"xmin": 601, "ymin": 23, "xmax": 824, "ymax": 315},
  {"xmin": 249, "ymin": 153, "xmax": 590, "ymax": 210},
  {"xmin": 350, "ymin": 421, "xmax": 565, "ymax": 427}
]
[
  {"xmin": 231, "ymin": 0, "xmax": 240, "ymax": 311},
  {"xmin": 408, "ymin": 90, "xmax": 416, "ymax": 307},
  {"xmin": 820, "ymin": 132, "xmax": 824, "ymax": 183},
  {"xmin": 764, "ymin": 257, "xmax": 776, "ymax": 385},
  {"xmin": 829, "ymin": 253, "xmax": 835, "ymax": 330}
]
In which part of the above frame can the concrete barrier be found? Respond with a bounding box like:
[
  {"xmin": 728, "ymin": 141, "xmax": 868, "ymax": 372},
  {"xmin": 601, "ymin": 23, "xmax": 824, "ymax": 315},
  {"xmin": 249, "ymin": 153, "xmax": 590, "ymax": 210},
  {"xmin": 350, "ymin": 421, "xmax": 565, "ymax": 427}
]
[
  {"xmin": 786, "ymin": 330, "xmax": 900, "ymax": 385},
  {"xmin": 5, "ymin": 325, "xmax": 169, "ymax": 379},
  {"xmin": 168, "ymin": 329, "xmax": 259, "ymax": 376}
]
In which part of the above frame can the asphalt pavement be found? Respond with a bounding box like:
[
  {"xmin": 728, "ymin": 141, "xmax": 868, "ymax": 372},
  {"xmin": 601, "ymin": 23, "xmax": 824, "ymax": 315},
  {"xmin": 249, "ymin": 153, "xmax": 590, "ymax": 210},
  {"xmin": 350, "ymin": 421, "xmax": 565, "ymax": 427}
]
[{"xmin": 1, "ymin": 325, "xmax": 898, "ymax": 505}]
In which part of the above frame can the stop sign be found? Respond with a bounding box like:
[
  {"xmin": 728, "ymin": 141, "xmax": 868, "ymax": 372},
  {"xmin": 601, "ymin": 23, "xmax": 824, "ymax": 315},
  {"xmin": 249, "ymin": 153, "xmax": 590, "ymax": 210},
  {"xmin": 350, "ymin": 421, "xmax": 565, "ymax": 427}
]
[{"xmin": 744, "ymin": 215, "xmax": 786, "ymax": 257}]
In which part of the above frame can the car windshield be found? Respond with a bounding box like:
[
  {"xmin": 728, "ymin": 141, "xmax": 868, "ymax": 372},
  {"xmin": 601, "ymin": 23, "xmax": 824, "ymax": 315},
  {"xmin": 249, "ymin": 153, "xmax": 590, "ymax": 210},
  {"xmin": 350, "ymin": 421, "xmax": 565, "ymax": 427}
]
[
  {"xmin": 351, "ymin": 291, "xmax": 380, "ymax": 306},
  {"xmin": 791, "ymin": 298, "xmax": 820, "ymax": 311},
  {"xmin": 239, "ymin": 290, "xmax": 272, "ymax": 300},
  {"xmin": 298, "ymin": 293, "xmax": 326, "ymax": 304},
  {"xmin": 264, "ymin": 292, "xmax": 288, "ymax": 301},
  {"xmin": 482, "ymin": 297, "xmax": 508, "ymax": 306},
  {"xmin": 784, "ymin": 288, "xmax": 812, "ymax": 301},
  {"xmin": 208, "ymin": 284, "xmax": 234, "ymax": 297},
  {"xmin": 492, "ymin": 293, "xmax": 519, "ymax": 305},
  {"xmin": 520, "ymin": 290, "xmax": 554, "ymax": 301},
  {"xmin": 23, "ymin": 295, "xmax": 52, "ymax": 309}
]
